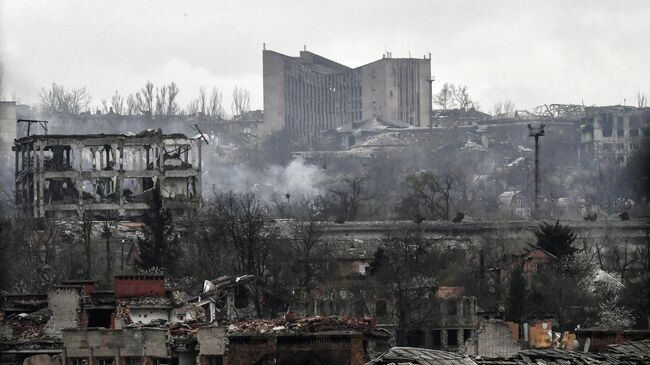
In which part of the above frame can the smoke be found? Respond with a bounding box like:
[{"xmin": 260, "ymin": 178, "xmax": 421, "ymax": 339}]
[{"xmin": 204, "ymin": 157, "xmax": 325, "ymax": 203}]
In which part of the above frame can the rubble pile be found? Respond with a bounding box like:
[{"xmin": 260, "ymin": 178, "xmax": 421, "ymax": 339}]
[
  {"xmin": 227, "ymin": 315, "xmax": 374, "ymax": 335},
  {"xmin": 117, "ymin": 297, "xmax": 173, "ymax": 307},
  {"xmin": 113, "ymin": 306, "xmax": 132, "ymax": 325},
  {"xmin": 0, "ymin": 309, "xmax": 52, "ymax": 340}
]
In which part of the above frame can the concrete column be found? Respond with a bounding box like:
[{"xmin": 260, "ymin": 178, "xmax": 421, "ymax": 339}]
[
  {"xmin": 76, "ymin": 144, "xmax": 84, "ymax": 216},
  {"xmin": 196, "ymin": 141, "xmax": 202, "ymax": 205},
  {"xmin": 14, "ymin": 144, "xmax": 19, "ymax": 210},
  {"xmin": 37, "ymin": 142, "xmax": 45, "ymax": 217},
  {"xmin": 117, "ymin": 143, "xmax": 124, "ymax": 216}
]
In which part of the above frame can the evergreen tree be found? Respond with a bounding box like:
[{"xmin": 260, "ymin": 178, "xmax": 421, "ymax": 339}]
[
  {"xmin": 534, "ymin": 220, "xmax": 577, "ymax": 258},
  {"xmin": 137, "ymin": 183, "xmax": 181, "ymax": 276}
]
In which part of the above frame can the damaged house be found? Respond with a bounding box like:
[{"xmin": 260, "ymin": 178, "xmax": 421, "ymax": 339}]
[
  {"xmin": 14, "ymin": 130, "xmax": 202, "ymax": 219},
  {"xmin": 1, "ymin": 275, "xmax": 388, "ymax": 365}
]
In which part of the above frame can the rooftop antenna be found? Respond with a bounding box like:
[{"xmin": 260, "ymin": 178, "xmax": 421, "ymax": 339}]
[
  {"xmin": 304, "ymin": 44, "xmax": 307, "ymax": 51},
  {"xmin": 263, "ymin": 42, "xmax": 266, "ymax": 50}
]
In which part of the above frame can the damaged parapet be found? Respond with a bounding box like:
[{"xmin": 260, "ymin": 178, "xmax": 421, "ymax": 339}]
[{"xmin": 13, "ymin": 129, "xmax": 202, "ymax": 218}]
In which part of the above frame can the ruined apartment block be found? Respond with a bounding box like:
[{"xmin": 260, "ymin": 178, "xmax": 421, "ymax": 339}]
[
  {"xmin": 14, "ymin": 131, "xmax": 201, "ymax": 219},
  {"xmin": 580, "ymin": 106, "xmax": 650, "ymax": 166}
]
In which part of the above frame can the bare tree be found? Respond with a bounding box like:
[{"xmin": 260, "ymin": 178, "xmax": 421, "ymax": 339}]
[
  {"xmin": 111, "ymin": 90, "xmax": 124, "ymax": 114},
  {"xmin": 155, "ymin": 85, "xmax": 167, "ymax": 117},
  {"xmin": 289, "ymin": 217, "xmax": 326, "ymax": 314},
  {"xmin": 101, "ymin": 99, "xmax": 110, "ymax": 114},
  {"xmin": 214, "ymin": 192, "xmax": 272, "ymax": 317},
  {"xmin": 433, "ymin": 83, "xmax": 456, "ymax": 110},
  {"xmin": 327, "ymin": 175, "xmax": 373, "ymax": 221},
  {"xmin": 637, "ymin": 92, "xmax": 647, "ymax": 108},
  {"xmin": 368, "ymin": 228, "xmax": 466, "ymax": 345},
  {"xmin": 39, "ymin": 83, "xmax": 92, "ymax": 114},
  {"xmin": 451, "ymin": 84, "xmax": 475, "ymax": 110},
  {"xmin": 135, "ymin": 81, "xmax": 154, "ymax": 117},
  {"xmin": 402, "ymin": 171, "xmax": 455, "ymax": 220},
  {"xmin": 492, "ymin": 100, "xmax": 516, "ymax": 116},
  {"xmin": 186, "ymin": 100, "xmax": 200, "ymax": 115},
  {"xmin": 126, "ymin": 94, "xmax": 138, "ymax": 115},
  {"xmin": 199, "ymin": 87, "xmax": 207, "ymax": 115},
  {"xmin": 231, "ymin": 86, "xmax": 251, "ymax": 117},
  {"xmin": 166, "ymin": 82, "xmax": 179, "ymax": 117},
  {"xmin": 209, "ymin": 87, "xmax": 225, "ymax": 118}
]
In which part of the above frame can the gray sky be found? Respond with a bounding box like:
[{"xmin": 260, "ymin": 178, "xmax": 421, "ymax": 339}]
[{"xmin": 1, "ymin": 0, "xmax": 649, "ymax": 113}]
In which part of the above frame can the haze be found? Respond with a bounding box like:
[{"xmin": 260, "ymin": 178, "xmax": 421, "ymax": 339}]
[{"xmin": 1, "ymin": 0, "xmax": 650, "ymax": 111}]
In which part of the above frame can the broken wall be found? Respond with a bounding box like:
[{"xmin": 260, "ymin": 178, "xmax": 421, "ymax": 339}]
[
  {"xmin": 464, "ymin": 320, "xmax": 521, "ymax": 358},
  {"xmin": 44, "ymin": 288, "xmax": 81, "ymax": 337},
  {"xmin": 197, "ymin": 326, "xmax": 227, "ymax": 356},
  {"xmin": 275, "ymin": 333, "xmax": 364, "ymax": 365},
  {"xmin": 62, "ymin": 328, "xmax": 169, "ymax": 358}
]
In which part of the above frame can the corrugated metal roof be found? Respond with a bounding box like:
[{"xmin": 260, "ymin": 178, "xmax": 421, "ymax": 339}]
[{"xmin": 367, "ymin": 347, "xmax": 478, "ymax": 365}]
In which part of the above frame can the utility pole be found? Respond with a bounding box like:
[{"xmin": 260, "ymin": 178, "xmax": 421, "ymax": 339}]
[{"xmin": 528, "ymin": 124, "xmax": 545, "ymax": 216}]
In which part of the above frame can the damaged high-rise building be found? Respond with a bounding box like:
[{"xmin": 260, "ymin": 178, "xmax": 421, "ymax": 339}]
[
  {"xmin": 262, "ymin": 49, "xmax": 432, "ymax": 143},
  {"xmin": 14, "ymin": 130, "xmax": 202, "ymax": 218}
]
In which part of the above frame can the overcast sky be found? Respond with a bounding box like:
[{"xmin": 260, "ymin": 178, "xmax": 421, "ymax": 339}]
[{"xmin": 1, "ymin": 0, "xmax": 649, "ymax": 113}]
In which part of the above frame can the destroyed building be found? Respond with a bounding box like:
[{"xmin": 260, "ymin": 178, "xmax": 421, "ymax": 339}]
[
  {"xmin": 0, "ymin": 275, "xmax": 387, "ymax": 365},
  {"xmin": 262, "ymin": 49, "xmax": 432, "ymax": 143},
  {"xmin": 13, "ymin": 130, "xmax": 202, "ymax": 218},
  {"xmin": 580, "ymin": 106, "xmax": 650, "ymax": 166}
]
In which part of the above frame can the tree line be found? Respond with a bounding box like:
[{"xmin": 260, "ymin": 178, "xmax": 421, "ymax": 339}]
[{"xmin": 38, "ymin": 82, "xmax": 252, "ymax": 118}]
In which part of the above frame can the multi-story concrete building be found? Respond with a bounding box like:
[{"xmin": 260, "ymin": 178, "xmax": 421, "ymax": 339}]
[
  {"xmin": 263, "ymin": 49, "xmax": 432, "ymax": 143},
  {"xmin": 14, "ymin": 130, "xmax": 202, "ymax": 219},
  {"xmin": 580, "ymin": 106, "xmax": 650, "ymax": 166}
]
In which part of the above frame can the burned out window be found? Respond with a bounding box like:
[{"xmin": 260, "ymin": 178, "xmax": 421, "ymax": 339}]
[
  {"xmin": 406, "ymin": 330, "xmax": 425, "ymax": 347},
  {"xmin": 464, "ymin": 329, "xmax": 473, "ymax": 342},
  {"xmin": 602, "ymin": 115, "xmax": 613, "ymax": 137},
  {"xmin": 432, "ymin": 330, "xmax": 442, "ymax": 347},
  {"xmin": 447, "ymin": 299, "xmax": 457, "ymax": 316},
  {"xmin": 151, "ymin": 358, "xmax": 169, "ymax": 365},
  {"xmin": 463, "ymin": 298, "xmax": 471, "ymax": 316},
  {"xmin": 234, "ymin": 287, "xmax": 249, "ymax": 308},
  {"xmin": 124, "ymin": 358, "xmax": 140, "ymax": 365},
  {"xmin": 69, "ymin": 358, "xmax": 88, "ymax": 365},
  {"xmin": 630, "ymin": 129, "xmax": 639, "ymax": 137},
  {"xmin": 96, "ymin": 358, "xmax": 114, "ymax": 365},
  {"xmin": 206, "ymin": 357, "xmax": 223, "ymax": 365},
  {"xmin": 375, "ymin": 300, "xmax": 388, "ymax": 317},
  {"xmin": 617, "ymin": 129, "xmax": 625, "ymax": 137},
  {"xmin": 447, "ymin": 329, "xmax": 458, "ymax": 346}
]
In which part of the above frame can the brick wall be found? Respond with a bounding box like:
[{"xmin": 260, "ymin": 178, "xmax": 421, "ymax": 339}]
[
  {"xmin": 62, "ymin": 328, "xmax": 169, "ymax": 358},
  {"xmin": 276, "ymin": 333, "xmax": 364, "ymax": 365},
  {"xmin": 114, "ymin": 276, "xmax": 165, "ymax": 298},
  {"xmin": 224, "ymin": 332, "xmax": 364, "ymax": 365},
  {"xmin": 225, "ymin": 336, "xmax": 276, "ymax": 365}
]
